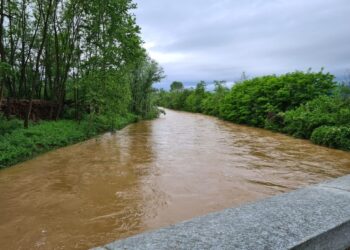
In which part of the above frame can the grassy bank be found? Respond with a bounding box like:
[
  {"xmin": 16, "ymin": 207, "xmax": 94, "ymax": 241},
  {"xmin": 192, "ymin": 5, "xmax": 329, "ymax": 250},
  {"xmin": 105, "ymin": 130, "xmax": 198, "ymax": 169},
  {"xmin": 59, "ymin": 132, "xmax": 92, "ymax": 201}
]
[
  {"xmin": 0, "ymin": 114, "xmax": 139, "ymax": 169},
  {"xmin": 157, "ymin": 71, "xmax": 350, "ymax": 151}
]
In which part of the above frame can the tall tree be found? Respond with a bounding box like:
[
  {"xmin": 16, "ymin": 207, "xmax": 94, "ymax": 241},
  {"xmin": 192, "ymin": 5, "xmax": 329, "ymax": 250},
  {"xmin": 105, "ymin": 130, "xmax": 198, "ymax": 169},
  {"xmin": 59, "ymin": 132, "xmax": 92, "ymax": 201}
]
[
  {"xmin": 170, "ymin": 81, "xmax": 184, "ymax": 92},
  {"xmin": 1, "ymin": 0, "xmax": 163, "ymax": 127}
]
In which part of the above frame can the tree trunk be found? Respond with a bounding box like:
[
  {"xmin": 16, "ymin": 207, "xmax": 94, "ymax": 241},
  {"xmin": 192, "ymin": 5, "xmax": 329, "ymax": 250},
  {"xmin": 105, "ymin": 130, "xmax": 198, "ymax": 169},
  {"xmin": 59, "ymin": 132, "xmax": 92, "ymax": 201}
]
[
  {"xmin": 0, "ymin": 83, "xmax": 3, "ymax": 108},
  {"xmin": 0, "ymin": 0, "xmax": 5, "ymax": 61},
  {"xmin": 25, "ymin": 0, "xmax": 53, "ymax": 128},
  {"xmin": 0, "ymin": 0, "xmax": 6, "ymax": 104}
]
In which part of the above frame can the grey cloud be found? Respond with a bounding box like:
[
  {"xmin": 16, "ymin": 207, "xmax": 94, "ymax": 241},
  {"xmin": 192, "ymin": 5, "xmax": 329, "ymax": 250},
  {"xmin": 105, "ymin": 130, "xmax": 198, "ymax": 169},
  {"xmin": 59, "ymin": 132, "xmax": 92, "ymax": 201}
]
[{"xmin": 134, "ymin": 0, "xmax": 350, "ymax": 88}]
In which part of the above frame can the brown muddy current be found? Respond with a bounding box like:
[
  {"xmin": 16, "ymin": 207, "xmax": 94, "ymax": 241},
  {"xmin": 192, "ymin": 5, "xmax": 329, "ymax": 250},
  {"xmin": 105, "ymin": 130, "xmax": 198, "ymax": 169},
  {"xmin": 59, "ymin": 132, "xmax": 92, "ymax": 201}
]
[{"xmin": 1, "ymin": 109, "xmax": 350, "ymax": 249}]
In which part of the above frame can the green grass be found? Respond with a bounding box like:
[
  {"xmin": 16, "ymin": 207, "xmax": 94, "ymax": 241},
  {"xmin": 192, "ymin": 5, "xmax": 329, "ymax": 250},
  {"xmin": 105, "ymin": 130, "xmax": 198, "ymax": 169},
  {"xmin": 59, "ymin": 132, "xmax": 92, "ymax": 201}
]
[
  {"xmin": 0, "ymin": 114, "xmax": 23, "ymax": 135},
  {"xmin": 0, "ymin": 114, "xmax": 139, "ymax": 169}
]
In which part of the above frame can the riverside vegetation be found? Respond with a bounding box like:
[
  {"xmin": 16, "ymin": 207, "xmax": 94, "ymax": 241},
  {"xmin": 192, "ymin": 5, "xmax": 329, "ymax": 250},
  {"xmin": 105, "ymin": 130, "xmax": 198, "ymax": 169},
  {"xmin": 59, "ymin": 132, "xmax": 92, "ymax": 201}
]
[
  {"xmin": 0, "ymin": 0, "xmax": 164, "ymax": 168},
  {"xmin": 157, "ymin": 71, "xmax": 350, "ymax": 151}
]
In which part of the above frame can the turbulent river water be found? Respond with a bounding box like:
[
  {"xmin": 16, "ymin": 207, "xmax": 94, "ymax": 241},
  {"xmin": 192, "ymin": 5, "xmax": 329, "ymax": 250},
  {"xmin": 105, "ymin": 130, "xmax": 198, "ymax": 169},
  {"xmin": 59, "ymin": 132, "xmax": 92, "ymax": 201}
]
[{"xmin": 1, "ymin": 109, "xmax": 350, "ymax": 249}]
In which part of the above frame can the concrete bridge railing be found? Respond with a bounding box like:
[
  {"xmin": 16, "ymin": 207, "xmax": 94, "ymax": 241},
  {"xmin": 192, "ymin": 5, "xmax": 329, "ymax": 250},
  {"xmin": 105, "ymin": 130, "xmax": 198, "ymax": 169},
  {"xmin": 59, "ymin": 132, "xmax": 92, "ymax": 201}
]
[{"xmin": 93, "ymin": 175, "xmax": 350, "ymax": 250}]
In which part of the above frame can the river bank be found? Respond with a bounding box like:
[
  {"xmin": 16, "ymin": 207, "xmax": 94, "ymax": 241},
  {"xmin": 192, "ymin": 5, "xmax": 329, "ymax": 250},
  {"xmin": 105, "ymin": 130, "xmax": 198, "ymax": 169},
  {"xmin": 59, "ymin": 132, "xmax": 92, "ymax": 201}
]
[
  {"xmin": 163, "ymin": 107, "xmax": 350, "ymax": 153},
  {"xmin": 0, "ymin": 114, "xmax": 139, "ymax": 169},
  {"xmin": 157, "ymin": 71, "xmax": 350, "ymax": 151}
]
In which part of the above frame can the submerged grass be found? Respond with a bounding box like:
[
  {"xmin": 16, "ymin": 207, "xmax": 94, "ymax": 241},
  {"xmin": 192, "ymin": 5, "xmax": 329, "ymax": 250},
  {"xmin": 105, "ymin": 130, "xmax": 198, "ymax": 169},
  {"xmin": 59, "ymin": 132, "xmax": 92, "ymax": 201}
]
[{"xmin": 0, "ymin": 114, "xmax": 139, "ymax": 169}]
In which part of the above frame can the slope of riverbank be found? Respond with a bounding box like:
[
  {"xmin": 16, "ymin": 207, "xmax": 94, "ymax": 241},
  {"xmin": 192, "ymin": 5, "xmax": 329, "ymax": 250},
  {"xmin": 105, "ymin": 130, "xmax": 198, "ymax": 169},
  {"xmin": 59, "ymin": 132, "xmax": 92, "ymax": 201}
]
[
  {"xmin": 157, "ymin": 71, "xmax": 350, "ymax": 151},
  {"xmin": 0, "ymin": 114, "xmax": 138, "ymax": 169}
]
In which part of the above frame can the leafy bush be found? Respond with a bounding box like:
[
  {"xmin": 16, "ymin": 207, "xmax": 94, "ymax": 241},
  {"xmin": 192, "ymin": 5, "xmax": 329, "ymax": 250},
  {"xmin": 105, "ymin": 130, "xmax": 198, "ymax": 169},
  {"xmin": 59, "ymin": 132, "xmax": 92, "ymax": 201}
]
[
  {"xmin": 0, "ymin": 115, "xmax": 23, "ymax": 136},
  {"xmin": 156, "ymin": 70, "xmax": 350, "ymax": 151},
  {"xmin": 184, "ymin": 81, "xmax": 208, "ymax": 113},
  {"xmin": 114, "ymin": 113, "xmax": 138, "ymax": 129},
  {"xmin": 202, "ymin": 81, "xmax": 229, "ymax": 116},
  {"xmin": 142, "ymin": 108, "xmax": 160, "ymax": 120},
  {"xmin": 311, "ymin": 126, "xmax": 350, "ymax": 150},
  {"xmin": 219, "ymin": 71, "xmax": 336, "ymax": 128},
  {"xmin": 283, "ymin": 95, "xmax": 350, "ymax": 138}
]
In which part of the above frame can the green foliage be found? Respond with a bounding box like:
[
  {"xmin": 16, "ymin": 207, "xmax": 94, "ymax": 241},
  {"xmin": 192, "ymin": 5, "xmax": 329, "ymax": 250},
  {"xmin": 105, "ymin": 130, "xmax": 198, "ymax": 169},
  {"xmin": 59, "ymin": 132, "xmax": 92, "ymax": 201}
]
[
  {"xmin": 80, "ymin": 68, "xmax": 132, "ymax": 117},
  {"xmin": 0, "ymin": 62, "xmax": 15, "ymax": 81},
  {"xmin": 158, "ymin": 70, "xmax": 336, "ymax": 128},
  {"xmin": 130, "ymin": 57, "xmax": 165, "ymax": 118},
  {"xmin": 0, "ymin": 114, "xmax": 138, "ymax": 168},
  {"xmin": 184, "ymin": 81, "xmax": 208, "ymax": 113},
  {"xmin": 170, "ymin": 89, "xmax": 192, "ymax": 110},
  {"xmin": 0, "ymin": 0, "xmax": 164, "ymax": 168},
  {"xmin": 220, "ymin": 71, "xmax": 336, "ymax": 128},
  {"xmin": 202, "ymin": 81, "xmax": 229, "ymax": 116},
  {"xmin": 1, "ymin": 0, "xmax": 162, "ymax": 127},
  {"xmin": 156, "ymin": 70, "xmax": 350, "ymax": 151},
  {"xmin": 170, "ymin": 81, "xmax": 184, "ymax": 92},
  {"xmin": 89, "ymin": 113, "xmax": 138, "ymax": 132},
  {"xmin": 0, "ymin": 115, "xmax": 23, "ymax": 135},
  {"xmin": 311, "ymin": 126, "xmax": 350, "ymax": 150},
  {"xmin": 283, "ymin": 95, "xmax": 350, "ymax": 138},
  {"xmin": 0, "ymin": 121, "xmax": 90, "ymax": 168}
]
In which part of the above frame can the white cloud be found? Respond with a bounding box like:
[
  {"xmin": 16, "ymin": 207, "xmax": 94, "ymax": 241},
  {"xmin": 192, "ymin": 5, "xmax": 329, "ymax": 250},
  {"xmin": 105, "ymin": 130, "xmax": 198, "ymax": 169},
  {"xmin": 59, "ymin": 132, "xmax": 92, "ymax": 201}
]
[{"xmin": 149, "ymin": 51, "xmax": 190, "ymax": 64}]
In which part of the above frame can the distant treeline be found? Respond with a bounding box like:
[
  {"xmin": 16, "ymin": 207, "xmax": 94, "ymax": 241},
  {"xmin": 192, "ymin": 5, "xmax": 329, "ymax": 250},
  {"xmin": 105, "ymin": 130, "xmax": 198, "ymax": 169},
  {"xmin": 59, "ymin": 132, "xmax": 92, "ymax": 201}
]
[
  {"xmin": 156, "ymin": 71, "xmax": 350, "ymax": 151},
  {"xmin": 0, "ymin": 0, "xmax": 163, "ymax": 128}
]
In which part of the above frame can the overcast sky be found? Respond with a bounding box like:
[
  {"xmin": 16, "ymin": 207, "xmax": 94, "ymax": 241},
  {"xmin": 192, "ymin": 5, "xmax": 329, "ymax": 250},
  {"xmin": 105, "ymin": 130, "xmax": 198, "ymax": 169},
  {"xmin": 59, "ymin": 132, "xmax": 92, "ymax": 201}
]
[{"xmin": 134, "ymin": 0, "xmax": 350, "ymax": 89}]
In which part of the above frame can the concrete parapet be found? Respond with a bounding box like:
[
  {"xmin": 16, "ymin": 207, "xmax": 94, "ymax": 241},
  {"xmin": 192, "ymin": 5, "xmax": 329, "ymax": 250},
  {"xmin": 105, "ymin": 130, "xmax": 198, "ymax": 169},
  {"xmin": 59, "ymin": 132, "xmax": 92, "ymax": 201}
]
[{"xmin": 93, "ymin": 175, "xmax": 350, "ymax": 250}]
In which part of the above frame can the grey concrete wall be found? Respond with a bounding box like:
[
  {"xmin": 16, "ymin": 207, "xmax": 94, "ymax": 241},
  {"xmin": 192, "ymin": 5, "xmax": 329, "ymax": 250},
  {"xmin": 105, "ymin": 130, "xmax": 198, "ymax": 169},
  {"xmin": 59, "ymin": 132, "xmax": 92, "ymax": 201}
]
[{"xmin": 93, "ymin": 175, "xmax": 350, "ymax": 250}]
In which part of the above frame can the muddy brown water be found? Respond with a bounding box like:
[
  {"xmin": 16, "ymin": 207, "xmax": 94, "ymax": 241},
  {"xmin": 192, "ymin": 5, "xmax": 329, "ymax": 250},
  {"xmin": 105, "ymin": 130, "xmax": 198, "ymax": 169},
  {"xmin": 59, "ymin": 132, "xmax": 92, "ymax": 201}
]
[{"xmin": 1, "ymin": 109, "xmax": 350, "ymax": 249}]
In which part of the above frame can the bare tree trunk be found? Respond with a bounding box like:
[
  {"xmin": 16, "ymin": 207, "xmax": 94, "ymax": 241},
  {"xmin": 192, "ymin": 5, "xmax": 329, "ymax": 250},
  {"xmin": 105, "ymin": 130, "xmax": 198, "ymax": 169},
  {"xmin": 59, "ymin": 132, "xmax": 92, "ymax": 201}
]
[
  {"xmin": 54, "ymin": 4, "xmax": 81, "ymax": 120},
  {"xmin": 0, "ymin": 84, "xmax": 3, "ymax": 108},
  {"xmin": 0, "ymin": 0, "xmax": 5, "ymax": 61},
  {"xmin": 25, "ymin": 0, "xmax": 53, "ymax": 128},
  {"xmin": 19, "ymin": 0, "xmax": 26, "ymax": 98},
  {"xmin": 53, "ymin": 1, "xmax": 60, "ymax": 102},
  {"xmin": 0, "ymin": 0, "xmax": 8, "ymax": 117},
  {"xmin": 7, "ymin": 0, "xmax": 18, "ymax": 99}
]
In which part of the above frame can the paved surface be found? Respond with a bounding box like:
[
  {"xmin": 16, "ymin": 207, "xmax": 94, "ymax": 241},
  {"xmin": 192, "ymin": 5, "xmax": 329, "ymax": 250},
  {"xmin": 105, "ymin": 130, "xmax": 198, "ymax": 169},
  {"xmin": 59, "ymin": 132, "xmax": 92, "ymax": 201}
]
[{"xmin": 93, "ymin": 175, "xmax": 350, "ymax": 250}]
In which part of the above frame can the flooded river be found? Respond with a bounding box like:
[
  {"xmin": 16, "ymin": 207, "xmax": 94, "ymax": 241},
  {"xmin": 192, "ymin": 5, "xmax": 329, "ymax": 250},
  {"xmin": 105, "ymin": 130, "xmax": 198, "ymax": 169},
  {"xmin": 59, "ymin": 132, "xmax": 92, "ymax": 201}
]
[{"xmin": 1, "ymin": 109, "xmax": 350, "ymax": 249}]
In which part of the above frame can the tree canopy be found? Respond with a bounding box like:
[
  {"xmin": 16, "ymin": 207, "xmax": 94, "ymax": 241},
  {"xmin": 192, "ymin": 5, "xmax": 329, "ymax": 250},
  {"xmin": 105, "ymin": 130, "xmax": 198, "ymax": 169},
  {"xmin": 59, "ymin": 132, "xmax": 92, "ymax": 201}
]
[
  {"xmin": 0, "ymin": 0, "xmax": 163, "ymax": 127},
  {"xmin": 170, "ymin": 81, "xmax": 184, "ymax": 92}
]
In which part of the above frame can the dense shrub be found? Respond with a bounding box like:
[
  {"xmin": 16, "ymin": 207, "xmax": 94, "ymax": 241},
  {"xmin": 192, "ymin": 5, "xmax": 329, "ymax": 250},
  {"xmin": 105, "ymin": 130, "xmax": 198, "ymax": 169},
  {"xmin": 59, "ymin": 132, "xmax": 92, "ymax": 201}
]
[
  {"xmin": 171, "ymin": 89, "xmax": 192, "ymax": 110},
  {"xmin": 184, "ymin": 81, "xmax": 208, "ymax": 113},
  {"xmin": 311, "ymin": 126, "xmax": 350, "ymax": 150},
  {"xmin": 283, "ymin": 95, "xmax": 350, "ymax": 138},
  {"xmin": 0, "ymin": 115, "xmax": 23, "ymax": 136},
  {"xmin": 156, "ymin": 70, "xmax": 350, "ymax": 151},
  {"xmin": 202, "ymin": 81, "xmax": 229, "ymax": 116},
  {"xmin": 219, "ymin": 71, "xmax": 336, "ymax": 128}
]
